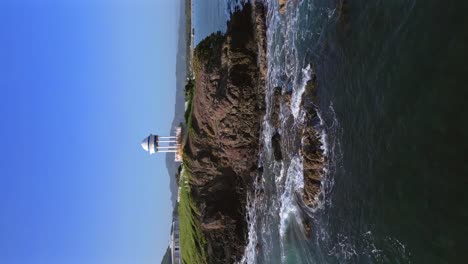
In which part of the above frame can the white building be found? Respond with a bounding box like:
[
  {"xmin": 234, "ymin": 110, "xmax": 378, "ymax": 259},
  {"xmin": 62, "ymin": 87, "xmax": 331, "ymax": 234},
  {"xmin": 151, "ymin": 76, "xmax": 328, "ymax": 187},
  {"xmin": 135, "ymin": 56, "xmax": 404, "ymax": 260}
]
[
  {"xmin": 141, "ymin": 127, "xmax": 182, "ymax": 161},
  {"xmin": 171, "ymin": 217, "xmax": 181, "ymax": 264}
]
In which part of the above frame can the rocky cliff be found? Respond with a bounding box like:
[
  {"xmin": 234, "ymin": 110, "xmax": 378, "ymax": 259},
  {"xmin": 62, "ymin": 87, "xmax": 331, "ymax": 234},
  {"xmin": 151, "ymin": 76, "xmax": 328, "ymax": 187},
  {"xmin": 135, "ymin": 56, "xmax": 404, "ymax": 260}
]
[{"xmin": 183, "ymin": 3, "xmax": 266, "ymax": 263}]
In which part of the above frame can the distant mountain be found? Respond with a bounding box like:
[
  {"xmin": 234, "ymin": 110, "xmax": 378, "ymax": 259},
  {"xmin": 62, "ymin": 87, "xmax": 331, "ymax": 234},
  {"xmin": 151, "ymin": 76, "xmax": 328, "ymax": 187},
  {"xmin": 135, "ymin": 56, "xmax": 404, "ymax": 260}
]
[
  {"xmin": 160, "ymin": 246, "xmax": 172, "ymax": 264},
  {"xmin": 166, "ymin": 0, "xmax": 188, "ymax": 207}
]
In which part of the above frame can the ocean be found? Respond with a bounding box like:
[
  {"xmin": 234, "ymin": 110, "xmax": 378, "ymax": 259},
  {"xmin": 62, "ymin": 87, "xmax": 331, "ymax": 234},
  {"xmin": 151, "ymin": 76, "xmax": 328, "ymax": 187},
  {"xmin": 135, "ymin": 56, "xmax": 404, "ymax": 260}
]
[{"xmin": 193, "ymin": 0, "xmax": 468, "ymax": 263}]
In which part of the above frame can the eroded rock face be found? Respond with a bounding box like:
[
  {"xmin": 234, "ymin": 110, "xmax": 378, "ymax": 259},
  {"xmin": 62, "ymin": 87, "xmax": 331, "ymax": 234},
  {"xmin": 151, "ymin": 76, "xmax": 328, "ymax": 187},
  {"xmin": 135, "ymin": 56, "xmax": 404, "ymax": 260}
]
[
  {"xmin": 272, "ymin": 132, "xmax": 283, "ymax": 161},
  {"xmin": 279, "ymin": 0, "xmax": 287, "ymax": 14},
  {"xmin": 184, "ymin": 3, "xmax": 266, "ymax": 263},
  {"xmin": 300, "ymin": 71, "xmax": 325, "ymax": 208},
  {"xmin": 302, "ymin": 217, "xmax": 312, "ymax": 238},
  {"xmin": 271, "ymin": 86, "xmax": 282, "ymax": 129},
  {"xmin": 284, "ymin": 90, "xmax": 293, "ymax": 108}
]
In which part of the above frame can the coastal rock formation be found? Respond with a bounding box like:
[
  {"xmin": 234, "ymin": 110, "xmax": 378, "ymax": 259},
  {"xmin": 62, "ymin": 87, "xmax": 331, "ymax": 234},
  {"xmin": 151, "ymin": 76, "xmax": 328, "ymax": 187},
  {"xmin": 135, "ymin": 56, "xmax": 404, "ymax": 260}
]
[
  {"xmin": 271, "ymin": 87, "xmax": 283, "ymax": 162},
  {"xmin": 184, "ymin": 3, "xmax": 266, "ymax": 263},
  {"xmin": 279, "ymin": 0, "xmax": 287, "ymax": 14},
  {"xmin": 271, "ymin": 86, "xmax": 282, "ymax": 129},
  {"xmin": 272, "ymin": 132, "xmax": 283, "ymax": 161},
  {"xmin": 300, "ymin": 71, "xmax": 325, "ymax": 207}
]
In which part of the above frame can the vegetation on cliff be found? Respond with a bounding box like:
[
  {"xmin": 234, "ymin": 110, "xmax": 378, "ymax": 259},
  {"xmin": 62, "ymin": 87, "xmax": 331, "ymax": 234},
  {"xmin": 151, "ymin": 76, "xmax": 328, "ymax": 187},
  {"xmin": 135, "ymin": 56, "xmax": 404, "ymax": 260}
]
[
  {"xmin": 178, "ymin": 3, "xmax": 267, "ymax": 263},
  {"xmin": 192, "ymin": 32, "xmax": 225, "ymax": 75},
  {"xmin": 178, "ymin": 164, "xmax": 207, "ymax": 264},
  {"xmin": 179, "ymin": 61, "xmax": 206, "ymax": 264},
  {"xmin": 184, "ymin": 78, "xmax": 195, "ymax": 126},
  {"xmin": 181, "ymin": 3, "xmax": 267, "ymax": 263}
]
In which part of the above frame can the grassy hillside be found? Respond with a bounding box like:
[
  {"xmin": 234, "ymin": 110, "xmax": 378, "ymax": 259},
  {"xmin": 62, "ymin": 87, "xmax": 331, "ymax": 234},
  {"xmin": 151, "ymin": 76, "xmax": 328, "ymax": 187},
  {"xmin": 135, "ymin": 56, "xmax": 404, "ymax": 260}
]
[
  {"xmin": 179, "ymin": 65, "xmax": 206, "ymax": 263},
  {"xmin": 178, "ymin": 164, "xmax": 207, "ymax": 264}
]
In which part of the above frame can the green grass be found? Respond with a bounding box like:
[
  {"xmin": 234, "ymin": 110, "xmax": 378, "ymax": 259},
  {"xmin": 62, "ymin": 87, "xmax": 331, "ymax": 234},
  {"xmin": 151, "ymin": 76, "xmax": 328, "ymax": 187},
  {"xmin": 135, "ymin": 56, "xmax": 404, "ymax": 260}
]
[
  {"xmin": 184, "ymin": 79, "xmax": 195, "ymax": 125},
  {"xmin": 184, "ymin": 78, "xmax": 198, "ymax": 141},
  {"xmin": 178, "ymin": 29, "xmax": 209, "ymax": 263},
  {"xmin": 178, "ymin": 165, "xmax": 207, "ymax": 264}
]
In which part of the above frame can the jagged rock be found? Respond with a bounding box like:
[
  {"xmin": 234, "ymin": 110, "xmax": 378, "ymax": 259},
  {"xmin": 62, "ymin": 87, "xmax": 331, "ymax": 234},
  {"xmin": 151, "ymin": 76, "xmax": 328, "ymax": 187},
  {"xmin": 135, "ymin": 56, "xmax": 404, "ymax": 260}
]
[
  {"xmin": 300, "ymin": 68, "xmax": 325, "ymax": 208},
  {"xmin": 257, "ymin": 188, "xmax": 265, "ymax": 198},
  {"xmin": 283, "ymin": 89, "xmax": 292, "ymax": 107},
  {"xmin": 272, "ymin": 132, "xmax": 283, "ymax": 161},
  {"xmin": 254, "ymin": 2, "xmax": 268, "ymax": 82},
  {"xmin": 271, "ymin": 86, "xmax": 282, "ymax": 129},
  {"xmin": 279, "ymin": 0, "xmax": 287, "ymax": 14},
  {"xmin": 302, "ymin": 217, "xmax": 312, "ymax": 238},
  {"xmin": 184, "ymin": 3, "xmax": 267, "ymax": 263}
]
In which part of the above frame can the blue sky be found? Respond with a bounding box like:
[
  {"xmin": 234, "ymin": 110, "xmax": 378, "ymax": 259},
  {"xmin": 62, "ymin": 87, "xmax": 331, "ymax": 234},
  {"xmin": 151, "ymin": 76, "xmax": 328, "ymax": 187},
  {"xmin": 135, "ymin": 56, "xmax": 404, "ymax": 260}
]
[{"xmin": 0, "ymin": 0, "xmax": 179, "ymax": 263}]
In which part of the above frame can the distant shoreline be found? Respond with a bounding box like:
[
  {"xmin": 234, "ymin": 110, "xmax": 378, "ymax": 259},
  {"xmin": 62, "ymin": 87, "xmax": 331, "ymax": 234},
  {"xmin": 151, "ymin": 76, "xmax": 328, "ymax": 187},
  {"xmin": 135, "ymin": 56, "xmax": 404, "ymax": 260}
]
[{"xmin": 185, "ymin": 0, "xmax": 194, "ymax": 77}]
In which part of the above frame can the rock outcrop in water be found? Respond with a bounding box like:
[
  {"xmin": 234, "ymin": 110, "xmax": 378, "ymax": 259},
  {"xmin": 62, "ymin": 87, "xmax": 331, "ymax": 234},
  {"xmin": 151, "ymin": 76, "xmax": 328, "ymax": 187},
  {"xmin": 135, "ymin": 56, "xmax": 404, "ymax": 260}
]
[
  {"xmin": 269, "ymin": 70, "xmax": 325, "ymax": 209},
  {"xmin": 271, "ymin": 86, "xmax": 282, "ymax": 129},
  {"xmin": 184, "ymin": 3, "xmax": 266, "ymax": 263},
  {"xmin": 300, "ymin": 71, "xmax": 325, "ymax": 208},
  {"xmin": 279, "ymin": 0, "xmax": 287, "ymax": 14}
]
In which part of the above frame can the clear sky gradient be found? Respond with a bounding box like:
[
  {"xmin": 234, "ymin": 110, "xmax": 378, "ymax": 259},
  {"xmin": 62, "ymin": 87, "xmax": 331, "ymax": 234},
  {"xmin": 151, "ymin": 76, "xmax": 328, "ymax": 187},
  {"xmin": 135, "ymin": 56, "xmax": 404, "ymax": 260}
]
[{"xmin": 0, "ymin": 0, "xmax": 179, "ymax": 263}]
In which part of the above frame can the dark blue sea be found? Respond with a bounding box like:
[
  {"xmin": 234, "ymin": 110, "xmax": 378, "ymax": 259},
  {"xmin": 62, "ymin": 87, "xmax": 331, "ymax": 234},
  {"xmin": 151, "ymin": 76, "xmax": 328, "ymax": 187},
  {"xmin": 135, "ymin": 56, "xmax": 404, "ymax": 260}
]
[{"xmin": 194, "ymin": 0, "xmax": 468, "ymax": 263}]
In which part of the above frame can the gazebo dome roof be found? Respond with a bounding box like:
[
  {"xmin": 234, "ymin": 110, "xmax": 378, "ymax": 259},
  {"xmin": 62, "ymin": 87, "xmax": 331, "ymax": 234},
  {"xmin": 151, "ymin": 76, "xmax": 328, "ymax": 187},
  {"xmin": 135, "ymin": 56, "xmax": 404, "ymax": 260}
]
[
  {"xmin": 141, "ymin": 134, "xmax": 156, "ymax": 155},
  {"xmin": 141, "ymin": 137, "xmax": 149, "ymax": 152}
]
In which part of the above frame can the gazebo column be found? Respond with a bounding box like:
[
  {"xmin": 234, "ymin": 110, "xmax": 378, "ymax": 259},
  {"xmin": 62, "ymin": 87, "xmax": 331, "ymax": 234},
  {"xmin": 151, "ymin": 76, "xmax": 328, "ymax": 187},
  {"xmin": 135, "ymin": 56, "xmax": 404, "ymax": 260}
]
[{"xmin": 157, "ymin": 150, "xmax": 178, "ymax": 153}]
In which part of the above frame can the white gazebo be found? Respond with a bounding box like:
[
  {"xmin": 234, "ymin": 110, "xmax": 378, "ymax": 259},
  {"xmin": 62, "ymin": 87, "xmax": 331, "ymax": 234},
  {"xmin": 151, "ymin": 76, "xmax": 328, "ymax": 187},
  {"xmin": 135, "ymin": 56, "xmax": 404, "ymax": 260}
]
[{"xmin": 141, "ymin": 127, "xmax": 182, "ymax": 161}]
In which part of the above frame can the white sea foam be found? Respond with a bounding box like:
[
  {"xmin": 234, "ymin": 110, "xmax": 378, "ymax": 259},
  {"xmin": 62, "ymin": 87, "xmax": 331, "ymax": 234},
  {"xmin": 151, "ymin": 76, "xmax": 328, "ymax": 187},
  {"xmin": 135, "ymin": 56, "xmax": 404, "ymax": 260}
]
[
  {"xmin": 328, "ymin": 234, "xmax": 358, "ymax": 260},
  {"xmin": 291, "ymin": 64, "xmax": 312, "ymax": 119},
  {"xmin": 317, "ymin": 111, "xmax": 329, "ymax": 157},
  {"xmin": 275, "ymin": 160, "xmax": 286, "ymax": 184},
  {"xmin": 279, "ymin": 156, "xmax": 304, "ymax": 237},
  {"xmin": 262, "ymin": 119, "xmax": 274, "ymax": 154},
  {"xmin": 239, "ymin": 193, "xmax": 258, "ymax": 264},
  {"xmin": 239, "ymin": 0, "xmax": 342, "ymax": 262}
]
